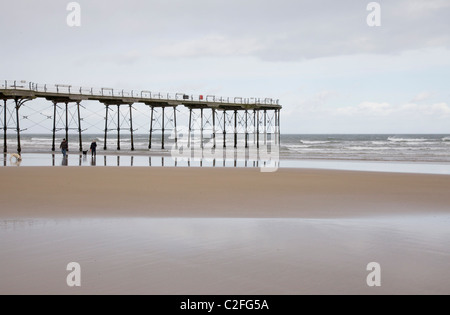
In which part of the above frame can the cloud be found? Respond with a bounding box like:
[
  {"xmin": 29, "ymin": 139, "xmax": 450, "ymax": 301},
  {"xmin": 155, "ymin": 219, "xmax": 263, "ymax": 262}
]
[
  {"xmin": 151, "ymin": 35, "xmax": 263, "ymax": 59},
  {"xmin": 426, "ymin": 103, "xmax": 450, "ymax": 116},
  {"xmin": 405, "ymin": 0, "xmax": 450, "ymax": 13},
  {"xmin": 282, "ymin": 100, "xmax": 450, "ymax": 133},
  {"xmin": 397, "ymin": 102, "xmax": 450, "ymax": 117},
  {"xmin": 115, "ymin": 50, "xmax": 143, "ymax": 65},
  {"xmin": 3, "ymin": 0, "xmax": 449, "ymax": 62},
  {"xmin": 312, "ymin": 90, "xmax": 339, "ymax": 106},
  {"xmin": 411, "ymin": 91, "xmax": 434, "ymax": 103},
  {"xmin": 336, "ymin": 102, "xmax": 393, "ymax": 116},
  {"xmin": 146, "ymin": 0, "xmax": 450, "ymax": 62},
  {"xmin": 335, "ymin": 101, "xmax": 450, "ymax": 118}
]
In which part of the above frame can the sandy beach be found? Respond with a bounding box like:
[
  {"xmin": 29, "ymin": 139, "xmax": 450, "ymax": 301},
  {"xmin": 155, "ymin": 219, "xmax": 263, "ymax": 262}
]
[
  {"xmin": 1, "ymin": 167, "xmax": 450, "ymax": 218},
  {"xmin": 1, "ymin": 167, "xmax": 450, "ymax": 295}
]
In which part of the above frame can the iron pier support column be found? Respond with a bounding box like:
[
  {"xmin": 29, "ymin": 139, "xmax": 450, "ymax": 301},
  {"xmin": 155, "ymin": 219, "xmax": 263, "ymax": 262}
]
[
  {"xmin": 129, "ymin": 104, "xmax": 134, "ymax": 151},
  {"xmin": 103, "ymin": 105, "xmax": 109, "ymax": 150},
  {"xmin": 188, "ymin": 108, "xmax": 192, "ymax": 148},
  {"xmin": 14, "ymin": 98, "xmax": 22, "ymax": 154},
  {"xmin": 3, "ymin": 99, "xmax": 7, "ymax": 153},
  {"xmin": 256, "ymin": 110, "xmax": 260, "ymax": 149},
  {"xmin": 212, "ymin": 108, "xmax": 216, "ymax": 149},
  {"xmin": 264, "ymin": 109, "xmax": 267, "ymax": 145},
  {"xmin": 234, "ymin": 110, "xmax": 238, "ymax": 149},
  {"xmin": 200, "ymin": 108, "xmax": 204, "ymax": 149},
  {"xmin": 65, "ymin": 102, "xmax": 69, "ymax": 144},
  {"xmin": 77, "ymin": 101, "xmax": 83, "ymax": 152},
  {"xmin": 275, "ymin": 109, "xmax": 279, "ymax": 145},
  {"xmin": 278, "ymin": 109, "xmax": 281, "ymax": 145},
  {"xmin": 149, "ymin": 106, "xmax": 154, "ymax": 149},
  {"xmin": 161, "ymin": 106, "xmax": 165, "ymax": 150},
  {"xmin": 223, "ymin": 110, "xmax": 227, "ymax": 148},
  {"xmin": 117, "ymin": 105, "xmax": 121, "ymax": 151},
  {"xmin": 52, "ymin": 101, "xmax": 57, "ymax": 151},
  {"xmin": 253, "ymin": 109, "xmax": 257, "ymax": 145},
  {"xmin": 245, "ymin": 110, "xmax": 248, "ymax": 149},
  {"xmin": 173, "ymin": 107, "xmax": 178, "ymax": 149}
]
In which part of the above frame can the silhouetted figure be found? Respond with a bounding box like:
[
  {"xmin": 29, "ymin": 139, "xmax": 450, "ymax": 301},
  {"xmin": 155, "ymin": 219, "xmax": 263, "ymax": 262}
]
[
  {"xmin": 60, "ymin": 139, "xmax": 69, "ymax": 158},
  {"xmin": 90, "ymin": 140, "xmax": 97, "ymax": 157}
]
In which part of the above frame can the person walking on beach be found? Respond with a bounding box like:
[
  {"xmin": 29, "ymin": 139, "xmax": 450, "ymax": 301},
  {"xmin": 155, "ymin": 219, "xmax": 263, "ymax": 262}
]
[
  {"xmin": 60, "ymin": 138, "xmax": 69, "ymax": 158},
  {"xmin": 90, "ymin": 140, "xmax": 97, "ymax": 157}
]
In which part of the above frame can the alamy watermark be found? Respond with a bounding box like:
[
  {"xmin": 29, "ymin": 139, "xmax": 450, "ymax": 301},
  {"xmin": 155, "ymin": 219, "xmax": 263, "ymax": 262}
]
[
  {"xmin": 66, "ymin": 2, "xmax": 380, "ymax": 28},
  {"xmin": 367, "ymin": 2, "xmax": 381, "ymax": 27},
  {"xmin": 66, "ymin": 262, "xmax": 81, "ymax": 287},
  {"xmin": 170, "ymin": 126, "xmax": 280, "ymax": 172},
  {"xmin": 67, "ymin": 2, "xmax": 81, "ymax": 27},
  {"xmin": 366, "ymin": 262, "xmax": 381, "ymax": 287},
  {"xmin": 64, "ymin": 261, "xmax": 380, "ymax": 289}
]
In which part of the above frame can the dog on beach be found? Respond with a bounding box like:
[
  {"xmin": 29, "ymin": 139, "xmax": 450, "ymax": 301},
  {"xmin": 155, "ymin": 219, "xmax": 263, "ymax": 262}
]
[{"xmin": 10, "ymin": 153, "xmax": 22, "ymax": 162}]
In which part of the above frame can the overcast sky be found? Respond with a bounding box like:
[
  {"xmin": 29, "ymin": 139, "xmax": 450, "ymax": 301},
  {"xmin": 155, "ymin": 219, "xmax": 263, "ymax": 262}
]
[{"xmin": 1, "ymin": 0, "xmax": 450, "ymax": 133}]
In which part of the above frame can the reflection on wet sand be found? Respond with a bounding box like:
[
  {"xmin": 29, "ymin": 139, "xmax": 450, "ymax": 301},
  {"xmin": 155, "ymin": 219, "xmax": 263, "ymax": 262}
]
[
  {"xmin": 1, "ymin": 217, "xmax": 449, "ymax": 294},
  {"xmin": 3, "ymin": 153, "xmax": 22, "ymax": 167},
  {"xmin": 2, "ymin": 147, "xmax": 281, "ymax": 170}
]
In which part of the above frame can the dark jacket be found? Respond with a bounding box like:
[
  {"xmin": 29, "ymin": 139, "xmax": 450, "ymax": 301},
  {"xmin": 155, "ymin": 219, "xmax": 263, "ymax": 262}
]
[
  {"xmin": 60, "ymin": 140, "xmax": 68, "ymax": 150},
  {"xmin": 90, "ymin": 142, "xmax": 97, "ymax": 150}
]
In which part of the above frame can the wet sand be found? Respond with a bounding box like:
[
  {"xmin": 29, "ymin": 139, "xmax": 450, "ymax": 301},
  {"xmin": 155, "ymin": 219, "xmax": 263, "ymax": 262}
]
[
  {"xmin": 1, "ymin": 167, "xmax": 450, "ymax": 218},
  {"xmin": 1, "ymin": 167, "xmax": 450, "ymax": 295}
]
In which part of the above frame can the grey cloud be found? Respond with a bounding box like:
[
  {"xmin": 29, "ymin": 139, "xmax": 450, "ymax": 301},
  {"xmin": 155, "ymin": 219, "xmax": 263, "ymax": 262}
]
[{"xmin": 1, "ymin": 0, "xmax": 449, "ymax": 62}]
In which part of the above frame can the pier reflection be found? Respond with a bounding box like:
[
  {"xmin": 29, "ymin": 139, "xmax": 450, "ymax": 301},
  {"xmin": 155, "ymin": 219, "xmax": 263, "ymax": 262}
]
[
  {"xmin": 2, "ymin": 143, "xmax": 280, "ymax": 171},
  {"xmin": 95, "ymin": 148, "xmax": 280, "ymax": 170},
  {"xmin": 97, "ymin": 149, "xmax": 278, "ymax": 169}
]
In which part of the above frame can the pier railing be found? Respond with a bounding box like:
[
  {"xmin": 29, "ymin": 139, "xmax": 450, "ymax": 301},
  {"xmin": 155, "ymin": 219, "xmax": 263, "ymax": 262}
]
[{"xmin": 1, "ymin": 80, "xmax": 280, "ymax": 106}]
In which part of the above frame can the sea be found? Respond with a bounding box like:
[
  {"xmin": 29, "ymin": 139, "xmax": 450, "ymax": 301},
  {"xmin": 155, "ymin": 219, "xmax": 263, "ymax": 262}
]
[{"xmin": 2, "ymin": 133, "xmax": 450, "ymax": 174}]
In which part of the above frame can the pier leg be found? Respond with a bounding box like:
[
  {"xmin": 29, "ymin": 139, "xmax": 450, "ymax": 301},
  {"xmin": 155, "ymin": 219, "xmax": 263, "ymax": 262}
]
[
  {"xmin": 117, "ymin": 105, "xmax": 120, "ymax": 151},
  {"xmin": 257, "ymin": 110, "xmax": 260, "ymax": 149},
  {"xmin": 149, "ymin": 106, "xmax": 154, "ymax": 149},
  {"xmin": 264, "ymin": 109, "xmax": 267, "ymax": 145},
  {"xmin": 3, "ymin": 99, "xmax": 7, "ymax": 153},
  {"xmin": 77, "ymin": 101, "xmax": 83, "ymax": 152},
  {"xmin": 161, "ymin": 106, "xmax": 165, "ymax": 150},
  {"xmin": 212, "ymin": 109, "xmax": 216, "ymax": 149},
  {"xmin": 188, "ymin": 108, "xmax": 192, "ymax": 148},
  {"xmin": 234, "ymin": 110, "xmax": 238, "ymax": 149},
  {"xmin": 15, "ymin": 98, "xmax": 21, "ymax": 154},
  {"xmin": 52, "ymin": 101, "xmax": 57, "ymax": 152},
  {"xmin": 65, "ymin": 102, "xmax": 69, "ymax": 144},
  {"xmin": 223, "ymin": 110, "xmax": 226, "ymax": 148},
  {"xmin": 173, "ymin": 107, "xmax": 178, "ymax": 148},
  {"xmin": 253, "ymin": 109, "xmax": 257, "ymax": 145},
  {"xmin": 103, "ymin": 105, "xmax": 108, "ymax": 150},
  {"xmin": 245, "ymin": 110, "xmax": 248, "ymax": 149},
  {"xmin": 274, "ymin": 109, "xmax": 278, "ymax": 145},
  {"xmin": 129, "ymin": 104, "xmax": 134, "ymax": 151},
  {"xmin": 200, "ymin": 108, "xmax": 204, "ymax": 149},
  {"xmin": 278, "ymin": 109, "xmax": 281, "ymax": 145}
]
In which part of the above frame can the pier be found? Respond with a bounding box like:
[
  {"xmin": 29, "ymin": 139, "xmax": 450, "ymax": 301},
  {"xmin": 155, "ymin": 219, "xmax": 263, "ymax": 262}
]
[{"xmin": 0, "ymin": 80, "xmax": 281, "ymax": 153}]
